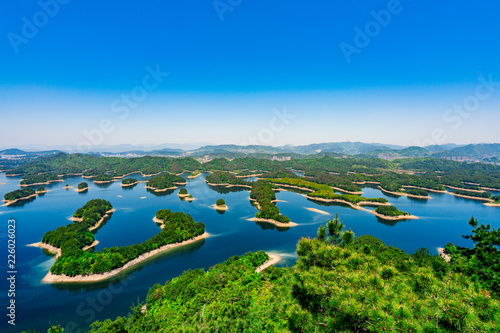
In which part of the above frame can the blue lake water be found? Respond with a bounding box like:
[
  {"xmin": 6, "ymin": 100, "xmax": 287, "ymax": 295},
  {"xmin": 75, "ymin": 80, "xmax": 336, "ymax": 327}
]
[{"xmin": 0, "ymin": 171, "xmax": 499, "ymax": 332}]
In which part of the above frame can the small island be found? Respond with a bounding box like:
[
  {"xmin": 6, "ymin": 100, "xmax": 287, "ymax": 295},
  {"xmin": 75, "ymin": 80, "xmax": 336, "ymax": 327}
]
[
  {"xmin": 206, "ymin": 171, "xmax": 252, "ymax": 188},
  {"xmin": 450, "ymin": 189, "xmax": 492, "ymax": 202},
  {"xmin": 188, "ymin": 170, "xmax": 201, "ymax": 179},
  {"xmin": 20, "ymin": 173, "xmax": 63, "ymax": 187},
  {"xmin": 178, "ymin": 188, "xmax": 189, "ymax": 197},
  {"xmin": 373, "ymin": 205, "xmax": 418, "ymax": 221},
  {"xmin": 214, "ymin": 198, "xmax": 228, "ymax": 211},
  {"xmin": 76, "ymin": 182, "xmax": 89, "ymax": 192},
  {"xmin": 121, "ymin": 177, "xmax": 139, "ymax": 187},
  {"xmin": 93, "ymin": 174, "xmax": 114, "ymax": 184},
  {"xmin": 29, "ymin": 200, "xmax": 207, "ymax": 283},
  {"xmin": 62, "ymin": 184, "xmax": 74, "ymax": 189},
  {"xmin": 3, "ymin": 188, "xmax": 37, "ymax": 206},
  {"xmin": 186, "ymin": 194, "xmax": 195, "ymax": 202},
  {"xmin": 36, "ymin": 187, "xmax": 48, "ymax": 194},
  {"xmin": 146, "ymin": 174, "xmax": 186, "ymax": 192}
]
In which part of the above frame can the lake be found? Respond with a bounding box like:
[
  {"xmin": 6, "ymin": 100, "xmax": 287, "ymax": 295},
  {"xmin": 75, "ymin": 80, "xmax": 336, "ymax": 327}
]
[{"xmin": 1, "ymin": 171, "xmax": 499, "ymax": 332}]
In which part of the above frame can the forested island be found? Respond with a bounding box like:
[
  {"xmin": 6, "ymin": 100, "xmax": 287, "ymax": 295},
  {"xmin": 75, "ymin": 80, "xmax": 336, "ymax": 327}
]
[
  {"xmin": 76, "ymin": 182, "xmax": 89, "ymax": 192},
  {"xmin": 93, "ymin": 174, "xmax": 114, "ymax": 184},
  {"xmin": 29, "ymin": 200, "xmax": 206, "ymax": 282},
  {"xmin": 20, "ymin": 173, "xmax": 62, "ymax": 186},
  {"xmin": 146, "ymin": 174, "xmax": 186, "ymax": 192},
  {"xmin": 121, "ymin": 177, "xmax": 139, "ymax": 187},
  {"xmin": 3, "ymin": 188, "xmax": 37, "ymax": 205},
  {"xmin": 85, "ymin": 216, "xmax": 499, "ymax": 332},
  {"xmin": 36, "ymin": 186, "xmax": 47, "ymax": 194},
  {"xmin": 206, "ymin": 171, "xmax": 251, "ymax": 188},
  {"xmin": 214, "ymin": 198, "xmax": 227, "ymax": 211},
  {"xmin": 249, "ymin": 180, "xmax": 293, "ymax": 225}
]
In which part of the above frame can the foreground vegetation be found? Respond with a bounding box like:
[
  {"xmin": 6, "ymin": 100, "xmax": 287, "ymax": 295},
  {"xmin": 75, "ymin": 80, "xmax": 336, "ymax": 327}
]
[{"xmin": 86, "ymin": 216, "xmax": 499, "ymax": 332}]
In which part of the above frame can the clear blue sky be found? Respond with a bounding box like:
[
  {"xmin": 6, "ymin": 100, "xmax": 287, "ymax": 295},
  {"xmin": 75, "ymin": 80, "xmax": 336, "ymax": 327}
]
[{"xmin": 1, "ymin": 1, "xmax": 499, "ymax": 149}]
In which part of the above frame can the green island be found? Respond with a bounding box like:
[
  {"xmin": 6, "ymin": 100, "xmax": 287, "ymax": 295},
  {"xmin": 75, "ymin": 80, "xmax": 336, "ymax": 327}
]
[
  {"xmin": 36, "ymin": 186, "xmax": 47, "ymax": 194},
  {"xmin": 76, "ymin": 182, "xmax": 89, "ymax": 192},
  {"xmin": 451, "ymin": 189, "xmax": 492, "ymax": 200},
  {"xmin": 93, "ymin": 174, "xmax": 113, "ymax": 183},
  {"xmin": 178, "ymin": 188, "xmax": 188, "ymax": 197},
  {"xmin": 32, "ymin": 200, "xmax": 205, "ymax": 281},
  {"xmin": 375, "ymin": 205, "xmax": 409, "ymax": 217},
  {"xmin": 3, "ymin": 188, "xmax": 37, "ymax": 204},
  {"xmin": 250, "ymin": 180, "xmax": 291, "ymax": 224},
  {"xmin": 146, "ymin": 174, "xmax": 186, "ymax": 191},
  {"xmin": 404, "ymin": 188, "xmax": 429, "ymax": 197},
  {"xmin": 20, "ymin": 173, "xmax": 61, "ymax": 186},
  {"xmin": 88, "ymin": 216, "xmax": 500, "ymax": 333},
  {"xmin": 206, "ymin": 170, "xmax": 251, "ymax": 187},
  {"xmin": 121, "ymin": 177, "xmax": 138, "ymax": 186},
  {"xmin": 188, "ymin": 170, "xmax": 201, "ymax": 178}
]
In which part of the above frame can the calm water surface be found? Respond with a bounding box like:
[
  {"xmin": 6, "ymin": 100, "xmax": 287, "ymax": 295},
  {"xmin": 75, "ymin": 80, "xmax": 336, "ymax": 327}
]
[{"xmin": 0, "ymin": 171, "xmax": 499, "ymax": 332}]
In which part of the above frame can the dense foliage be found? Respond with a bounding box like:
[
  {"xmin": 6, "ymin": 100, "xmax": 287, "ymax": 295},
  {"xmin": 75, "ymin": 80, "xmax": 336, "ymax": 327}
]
[
  {"xmin": 205, "ymin": 171, "xmax": 250, "ymax": 186},
  {"xmin": 147, "ymin": 174, "xmax": 186, "ymax": 190},
  {"xmin": 404, "ymin": 188, "xmax": 429, "ymax": 196},
  {"xmin": 78, "ymin": 182, "xmax": 88, "ymax": 189},
  {"xmin": 36, "ymin": 187, "xmax": 46, "ymax": 192},
  {"xmin": 20, "ymin": 173, "xmax": 60, "ymax": 185},
  {"xmin": 216, "ymin": 198, "xmax": 225, "ymax": 206},
  {"xmin": 375, "ymin": 205, "xmax": 409, "ymax": 217},
  {"xmin": 250, "ymin": 180, "xmax": 290, "ymax": 223},
  {"xmin": 121, "ymin": 178, "xmax": 137, "ymax": 185},
  {"xmin": 445, "ymin": 217, "xmax": 500, "ymax": 298},
  {"xmin": 89, "ymin": 223, "xmax": 499, "ymax": 332},
  {"xmin": 452, "ymin": 189, "xmax": 492, "ymax": 199},
  {"xmin": 179, "ymin": 188, "xmax": 188, "ymax": 195},
  {"xmin": 4, "ymin": 188, "xmax": 36, "ymax": 201},
  {"xmin": 94, "ymin": 174, "xmax": 113, "ymax": 182}
]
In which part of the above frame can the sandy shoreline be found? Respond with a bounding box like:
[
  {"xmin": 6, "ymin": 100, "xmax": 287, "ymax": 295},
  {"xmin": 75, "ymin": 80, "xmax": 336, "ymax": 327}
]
[
  {"xmin": 305, "ymin": 195, "xmax": 417, "ymax": 221},
  {"xmin": 437, "ymin": 247, "xmax": 451, "ymax": 262},
  {"xmin": 145, "ymin": 185, "xmax": 177, "ymax": 192},
  {"xmin": 93, "ymin": 180, "xmax": 114, "ymax": 184},
  {"xmin": 213, "ymin": 204, "xmax": 228, "ymax": 211},
  {"xmin": 75, "ymin": 187, "xmax": 89, "ymax": 193},
  {"xmin": 2, "ymin": 193, "xmax": 38, "ymax": 206},
  {"xmin": 62, "ymin": 185, "xmax": 74, "ymax": 189},
  {"xmin": 484, "ymin": 202, "xmax": 500, "ymax": 207},
  {"xmin": 444, "ymin": 185, "xmax": 485, "ymax": 193},
  {"xmin": 401, "ymin": 185, "xmax": 446, "ymax": 193},
  {"xmin": 153, "ymin": 216, "xmax": 164, "ymax": 228},
  {"xmin": 305, "ymin": 207, "xmax": 330, "ymax": 215},
  {"xmin": 206, "ymin": 181, "xmax": 252, "ymax": 189},
  {"xmin": 255, "ymin": 254, "xmax": 281, "ymax": 273},
  {"xmin": 481, "ymin": 186, "xmax": 500, "ymax": 191},
  {"xmin": 188, "ymin": 172, "xmax": 202, "ymax": 179},
  {"xmin": 121, "ymin": 180, "xmax": 147, "ymax": 187},
  {"xmin": 331, "ymin": 186, "xmax": 363, "ymax": 195},
  {"xmin": 33, "ymin": 232, "xmax": 209, "ymax": 283},
  {"xmin": 378, "ymin": 186, "xmax": 431, "ymax": 200},
  {"xmin": 35, "ymin": 189, "xmax": 48, "ymax": 194},
  {"xmin": 247, "ymin": 217, "xmax": 298, "ymax": 227},
  {"xmin": 236, "ymin": 173, "xmax": 262, "ymax": 178},
  {"xmin": 89, "ymin": 209, "xmax": 116, "ymax": 231},
  {"xmin": 448, "ymin": 192, "xmax": 492, "ymax": 202},
  {"xmin": 178, "ymin": 193, "xmax": 189, "ymax": 198},
  {"xmin": 20, "ymin": 179, "xmax": 63, "ymax": 187}
]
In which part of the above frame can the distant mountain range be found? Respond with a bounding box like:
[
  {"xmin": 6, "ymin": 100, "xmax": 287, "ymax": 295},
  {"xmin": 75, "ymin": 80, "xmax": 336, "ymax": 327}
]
[{"xmin": 2, "ymin": 142, "xmax": 500, "ymax": 163}]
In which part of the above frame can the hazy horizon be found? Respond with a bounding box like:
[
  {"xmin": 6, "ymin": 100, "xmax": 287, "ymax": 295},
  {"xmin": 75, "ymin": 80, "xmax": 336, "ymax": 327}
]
[{"xmin": 2, "ymin": 2, "xmax": 500, "ymax": 148}]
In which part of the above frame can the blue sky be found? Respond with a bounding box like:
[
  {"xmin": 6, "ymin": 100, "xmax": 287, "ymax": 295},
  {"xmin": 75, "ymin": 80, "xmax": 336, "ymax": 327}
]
[{"xmin": 1, "ymin": 1, "xmax": 499, "ymax": 149}]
